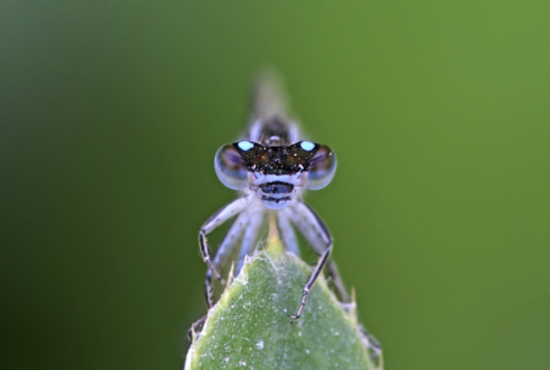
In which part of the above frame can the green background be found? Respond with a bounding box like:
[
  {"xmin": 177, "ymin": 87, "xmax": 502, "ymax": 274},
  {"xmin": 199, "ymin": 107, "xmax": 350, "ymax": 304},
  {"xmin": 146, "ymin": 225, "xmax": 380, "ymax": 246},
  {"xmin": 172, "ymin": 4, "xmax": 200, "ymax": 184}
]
[{"xmin": 1, "ymin": 1, "xmax": 549, "ymax": 369}]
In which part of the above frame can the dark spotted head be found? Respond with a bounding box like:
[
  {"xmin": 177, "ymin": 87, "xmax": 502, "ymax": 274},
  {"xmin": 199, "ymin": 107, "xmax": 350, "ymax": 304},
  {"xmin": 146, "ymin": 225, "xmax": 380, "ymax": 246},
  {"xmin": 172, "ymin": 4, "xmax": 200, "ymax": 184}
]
[{"xmin": 214, "ymin": 139, "xmax": 337, "ymax": 209}]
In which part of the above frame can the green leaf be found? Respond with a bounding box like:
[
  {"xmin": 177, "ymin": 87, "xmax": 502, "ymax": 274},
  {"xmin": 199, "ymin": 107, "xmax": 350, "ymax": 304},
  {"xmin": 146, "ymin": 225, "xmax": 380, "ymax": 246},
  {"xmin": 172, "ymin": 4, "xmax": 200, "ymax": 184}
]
[{"xmin": 185, "ymin": 235, "xmax": 382, "ymax": 370}]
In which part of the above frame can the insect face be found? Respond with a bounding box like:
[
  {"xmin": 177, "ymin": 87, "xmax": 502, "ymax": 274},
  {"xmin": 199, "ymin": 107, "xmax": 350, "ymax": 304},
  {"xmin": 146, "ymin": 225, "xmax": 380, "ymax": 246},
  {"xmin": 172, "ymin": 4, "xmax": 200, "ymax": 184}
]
[{"xmin": 214, "ymin": 139, "xmax": 337, "ymax": 209}]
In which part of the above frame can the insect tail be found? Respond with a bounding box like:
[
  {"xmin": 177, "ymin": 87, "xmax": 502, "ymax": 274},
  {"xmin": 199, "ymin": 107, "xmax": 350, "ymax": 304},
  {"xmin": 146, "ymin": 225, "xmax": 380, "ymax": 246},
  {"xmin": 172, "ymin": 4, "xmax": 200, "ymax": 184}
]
[{"xmin": 249, "ymin": 68, "xmax": 288, "ymax": 121}]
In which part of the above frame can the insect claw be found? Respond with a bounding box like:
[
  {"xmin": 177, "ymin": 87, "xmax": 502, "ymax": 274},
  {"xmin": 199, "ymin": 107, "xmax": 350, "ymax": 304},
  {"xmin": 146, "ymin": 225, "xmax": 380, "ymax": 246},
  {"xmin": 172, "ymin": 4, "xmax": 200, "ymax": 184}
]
[{"xmin": 288, "ymin": 314, "xmax": 300, "ymax": 324}]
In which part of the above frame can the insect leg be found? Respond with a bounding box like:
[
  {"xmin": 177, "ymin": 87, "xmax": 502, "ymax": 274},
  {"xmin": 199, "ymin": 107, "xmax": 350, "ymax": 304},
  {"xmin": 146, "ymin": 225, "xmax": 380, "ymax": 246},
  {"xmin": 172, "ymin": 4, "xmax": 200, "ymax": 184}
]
[
  {"xmin": 235, "ymin": 209, "xmax": 264, "ymax": 274},
  {"xmin": 276, "ymin": 211, "xmax": 300, "ymax": 257},
  {"xmin": 200, "ymin": 197, "xmax": 249, "ymax": 308},
  {"xmin": 188, "ymin": 211, "xmax": 249, "ymax": 342},
  {"xmin": 284, "ymin": 202, "xmax": 348, "ymax": 323},
  {"xmin": 201, "ymin": 211, "xmax": 250, "ymax": 308},
  {"xmin": 282, "ymin": 203, "xmax": 350, "ymax": 303},
  {"xmin": 187, "ymin": 314, "xmax": 207, "ymax": 341},
  {"xmin": 359, "ymin": 325, "xmax": 384, "ymax": 370},
  {"xmin": 211, "ymin": 211, "xmax": 250, "ymax": 271}
]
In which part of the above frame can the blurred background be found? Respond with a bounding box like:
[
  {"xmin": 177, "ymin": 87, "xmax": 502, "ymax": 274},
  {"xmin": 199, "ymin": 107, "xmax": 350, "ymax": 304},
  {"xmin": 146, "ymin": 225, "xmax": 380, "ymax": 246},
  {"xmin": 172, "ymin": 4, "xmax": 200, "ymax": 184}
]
[{"xmin": 1, "ymin": 1, "xmax": 549, "ymax": 369}]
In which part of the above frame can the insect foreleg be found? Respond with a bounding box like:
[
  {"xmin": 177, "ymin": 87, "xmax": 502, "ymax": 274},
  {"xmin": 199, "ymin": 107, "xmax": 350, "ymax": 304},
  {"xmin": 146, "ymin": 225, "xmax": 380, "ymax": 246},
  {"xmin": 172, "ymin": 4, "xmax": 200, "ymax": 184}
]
[{"xmin": 199, "ymin": 197, "xmax": 248, "ymax": 308}]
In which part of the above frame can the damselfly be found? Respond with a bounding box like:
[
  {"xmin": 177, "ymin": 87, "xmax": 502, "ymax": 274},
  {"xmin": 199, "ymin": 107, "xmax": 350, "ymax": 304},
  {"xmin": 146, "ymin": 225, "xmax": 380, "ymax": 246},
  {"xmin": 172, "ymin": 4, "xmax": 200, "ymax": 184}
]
[{"xmin": 196, "ymin": 72, "xmax": 349, "ymax": 326}]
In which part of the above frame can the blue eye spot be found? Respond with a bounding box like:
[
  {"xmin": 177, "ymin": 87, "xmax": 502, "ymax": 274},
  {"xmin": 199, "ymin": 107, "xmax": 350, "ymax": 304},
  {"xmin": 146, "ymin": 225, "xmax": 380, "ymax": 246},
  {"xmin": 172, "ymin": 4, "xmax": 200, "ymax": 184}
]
[
  {"xmin": 300, "ymin": 141, "xmax": 315, "ymax": 151},
  {"xmin": 238, "ymin": 140, "xmax": 254, "ymax": 151}
]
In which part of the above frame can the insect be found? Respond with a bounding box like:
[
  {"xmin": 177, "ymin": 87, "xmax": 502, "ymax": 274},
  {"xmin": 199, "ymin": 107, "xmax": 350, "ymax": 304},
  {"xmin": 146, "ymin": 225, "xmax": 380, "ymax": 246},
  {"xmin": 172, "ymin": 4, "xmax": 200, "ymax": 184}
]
[{"xmin": 194, "ymin": 72, "xmax": 350, "ymax": 331}]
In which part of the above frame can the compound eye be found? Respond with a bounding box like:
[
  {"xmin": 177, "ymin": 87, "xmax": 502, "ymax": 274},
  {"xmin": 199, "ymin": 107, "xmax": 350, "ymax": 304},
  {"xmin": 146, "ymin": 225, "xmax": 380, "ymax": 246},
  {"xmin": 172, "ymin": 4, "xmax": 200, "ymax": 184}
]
[
  {"xmin": 306, "ymin": 145, "xmax": 337, "ymax": 190},
  {"xmin": 214, "ymin": 144, "xmax": 247, "ymax": 190}
]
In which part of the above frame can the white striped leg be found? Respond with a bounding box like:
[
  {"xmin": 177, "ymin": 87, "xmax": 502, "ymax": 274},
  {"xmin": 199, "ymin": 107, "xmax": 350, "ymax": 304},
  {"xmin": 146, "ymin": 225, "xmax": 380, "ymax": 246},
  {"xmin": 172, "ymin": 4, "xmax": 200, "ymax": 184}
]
[
  {"xmin": 212, "ymin": 211, "xmax": 250, "ymax": 270},
  {"xmin": 201, "ymin": 211, "xmax": 251, "ymax": 306},
  {"xmin": 199, "ymin": 197, "xmax": 248, "ymax": 308},
  {"xmin": 276, "ymin": 211, "xmax": 300, "ymax": 257},
  {"xmin": 188, "ymin": 210, "xmax": 249, "ymax": 343},
  {"xmin": 282, "ymin": 203, "xmax": 349, "ymax": 303},
  {"xmin": 235, "ymin": 210, "xmax": 264, "ymax": 274},
  {"xmin": 284, "ymin": 202, "xmax": 348, "ymax": 323}
]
